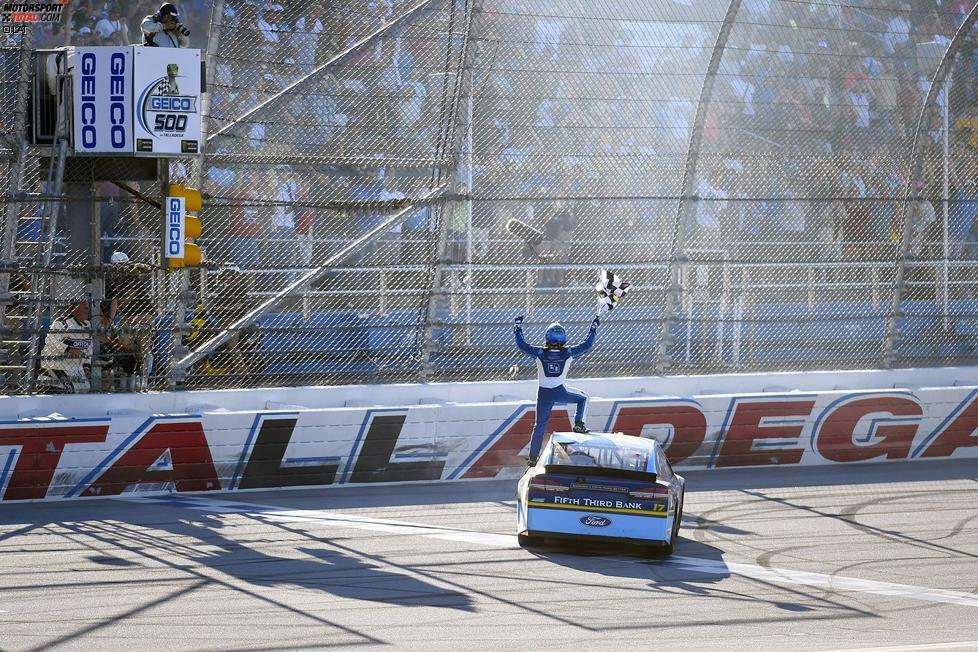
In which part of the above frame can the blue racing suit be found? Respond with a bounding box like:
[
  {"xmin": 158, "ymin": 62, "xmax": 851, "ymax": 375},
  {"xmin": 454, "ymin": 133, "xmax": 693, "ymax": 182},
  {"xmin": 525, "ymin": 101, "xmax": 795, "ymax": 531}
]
[{"xmin": 514, "ymin": 320, "xmax": 598, "ymax": 459}]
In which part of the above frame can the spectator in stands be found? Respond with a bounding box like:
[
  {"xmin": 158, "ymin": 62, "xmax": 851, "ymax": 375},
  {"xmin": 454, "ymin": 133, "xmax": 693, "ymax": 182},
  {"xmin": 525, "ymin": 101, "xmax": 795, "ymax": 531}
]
[
  {"xmin": 141, "ymin": 2, "xmax": 190, "ymax": 47},
  {"xmin": 263, "ymin": 165, "xmax": 300, "ymax": 285},
  {"xmin": 843, "ymin": 68, "xmax": 872, "ymax": 145},
  {"xmin": 128, "ymin": 0, "xmax": 156, "ymax": 43},
  {"xmin": 292, "ymin": 3, "xmax": 325, "ymax": 74},
  {"xmin": 68, "ymin": 0, "xmax": 99, "ymax": 38},
  {"xmin": 692, "ymin": 166, "xmax": 728, "ymax": 245},
  {"xmin": 73, "ymin": 26, "xmax": 98, "ymax": 45},
  {"xmin": 256, "ymin": 5, "xmax": 281, "ymax": 55},
  {"xmin": 39, "ymin": 299, "xmax": 92, "ymax": 393},
  {"xmin": 531, "ymin": 205, "xmax": 574, "ymax": 291},
  {"xmin": 103, "ymin": 249, "xmax": 129, "ymax": 319},
  {"xmin": 97, "ymin": 300, "xmax": 139, "ymax": 389},
  {"xmin": 397, "ymin": 76, "xmax": 428, "ymax": 135},
  {"xmin": 308, "ymin": 73, "xmax": 346, "ymax": 150},
  {"xmin": 369, "ymin": 0, "xmax": 394, "ymax": 30},
  {"xmin": 885, "ymin": 4, "xmax": 912, "ymax": 56},
  {"xmin": 206, "ymin": 147, "xmax": 236, "ymax": 190},
  {"xmin": 96, "ymin": 4, "xmax": 130, "ymax": 45},
  {"xmin": 247, "ymin": 75, "xmax": 279, "ymax": 151}
]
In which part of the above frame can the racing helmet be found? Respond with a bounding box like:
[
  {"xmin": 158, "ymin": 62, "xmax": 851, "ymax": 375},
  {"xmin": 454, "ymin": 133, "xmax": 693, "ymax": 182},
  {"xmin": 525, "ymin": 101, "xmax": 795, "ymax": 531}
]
[{"xmin": 544, "ymin": 322, "xmax": 566, "ymax": 347}]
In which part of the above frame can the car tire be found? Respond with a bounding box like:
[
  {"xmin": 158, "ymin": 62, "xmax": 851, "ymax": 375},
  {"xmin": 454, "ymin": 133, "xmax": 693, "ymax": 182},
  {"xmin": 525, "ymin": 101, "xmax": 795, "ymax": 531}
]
[
  {"xmin": 518, "ymin": 533, "xmax": 542, "ymax": 548},
  {"xmin": 657, "ymin": 493, "xmax": 684, "ymax": 556}
]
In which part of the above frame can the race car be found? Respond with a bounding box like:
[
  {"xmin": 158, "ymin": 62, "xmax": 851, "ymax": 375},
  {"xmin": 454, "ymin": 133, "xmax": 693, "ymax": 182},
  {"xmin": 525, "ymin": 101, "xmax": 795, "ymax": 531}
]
[{"xmin": 516, "ymin": 432, "xmax": 685, "ymax": 554}]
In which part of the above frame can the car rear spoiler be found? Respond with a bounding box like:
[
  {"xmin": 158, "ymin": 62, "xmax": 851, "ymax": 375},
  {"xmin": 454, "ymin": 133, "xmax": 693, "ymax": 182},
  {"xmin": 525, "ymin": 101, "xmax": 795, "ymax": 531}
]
[{"xmin": 543, "ymin": 464, "xmax": 657, "ymax": 483}]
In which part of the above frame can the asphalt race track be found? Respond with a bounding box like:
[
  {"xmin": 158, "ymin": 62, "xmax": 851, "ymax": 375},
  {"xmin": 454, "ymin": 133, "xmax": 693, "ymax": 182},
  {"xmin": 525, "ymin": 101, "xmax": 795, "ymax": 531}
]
[{"xmin": 2, "ymin": 460, "xmax": 978, "ymax": 651}]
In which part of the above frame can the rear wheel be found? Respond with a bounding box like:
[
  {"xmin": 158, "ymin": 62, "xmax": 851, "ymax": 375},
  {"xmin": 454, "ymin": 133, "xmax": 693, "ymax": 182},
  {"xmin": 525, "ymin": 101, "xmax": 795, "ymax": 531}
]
[
  {"xmin": 657, "ymin": 493, "xmax": 684, "ymax": 556},
  {"xmin": 518, "ymin": 533, "xmax": 542, "ymax": 548},
  {"xmin": 662, "ymin": 492, "xmax": 686, "ymax": 555}
]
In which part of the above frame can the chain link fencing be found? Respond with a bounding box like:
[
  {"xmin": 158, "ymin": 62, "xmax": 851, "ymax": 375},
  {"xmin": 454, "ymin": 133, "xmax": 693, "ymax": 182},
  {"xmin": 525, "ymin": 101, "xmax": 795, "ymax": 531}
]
[{"xmin": 2, "ymin": 0, "xmax": 978, "ymax": 395}]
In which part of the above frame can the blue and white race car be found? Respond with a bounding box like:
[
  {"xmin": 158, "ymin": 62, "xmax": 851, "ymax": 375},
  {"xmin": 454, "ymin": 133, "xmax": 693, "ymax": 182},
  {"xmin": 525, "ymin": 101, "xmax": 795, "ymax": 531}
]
[{"xmin": 516, "ymin": 432, "xmax": 685, "ymax": 554}]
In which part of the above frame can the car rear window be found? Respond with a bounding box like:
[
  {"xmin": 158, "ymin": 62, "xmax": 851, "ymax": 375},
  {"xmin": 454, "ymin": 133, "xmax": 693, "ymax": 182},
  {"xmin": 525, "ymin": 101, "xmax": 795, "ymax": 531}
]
[{"xmin": 547, "ymin": 440, "xmax": 650, "ymax": 472}]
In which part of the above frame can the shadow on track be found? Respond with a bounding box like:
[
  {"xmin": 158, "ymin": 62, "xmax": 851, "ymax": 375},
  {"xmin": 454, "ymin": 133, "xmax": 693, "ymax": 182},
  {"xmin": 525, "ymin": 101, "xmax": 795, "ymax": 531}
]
[
  {"xmin": 0, "ymin": 499, "xmax": 475, "ymax": 613},
  {"xmin": 521, "ymin": 535, "xmax": 873, "ymax": 620}
]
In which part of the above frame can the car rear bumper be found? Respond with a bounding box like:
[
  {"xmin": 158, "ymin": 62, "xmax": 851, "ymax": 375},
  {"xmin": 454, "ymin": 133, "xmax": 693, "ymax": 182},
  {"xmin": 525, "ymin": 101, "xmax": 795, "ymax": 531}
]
[{"xmin": 524, "ymin": 505, "xmax": 671, "ymax": 544}]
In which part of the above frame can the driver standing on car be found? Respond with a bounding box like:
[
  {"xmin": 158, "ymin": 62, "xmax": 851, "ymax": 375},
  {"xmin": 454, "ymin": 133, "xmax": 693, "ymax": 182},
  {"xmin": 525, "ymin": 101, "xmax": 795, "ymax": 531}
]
[{"xmin": 514, "ymin": 315, "xmax": 600, "ymax": 466}]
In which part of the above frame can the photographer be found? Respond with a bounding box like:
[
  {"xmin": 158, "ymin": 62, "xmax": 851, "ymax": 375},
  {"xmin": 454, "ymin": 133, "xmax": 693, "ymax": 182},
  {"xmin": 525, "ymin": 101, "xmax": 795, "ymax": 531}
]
[{"xmin": 140, "ymin": 3, "xmax": 189, "ymax": 48}]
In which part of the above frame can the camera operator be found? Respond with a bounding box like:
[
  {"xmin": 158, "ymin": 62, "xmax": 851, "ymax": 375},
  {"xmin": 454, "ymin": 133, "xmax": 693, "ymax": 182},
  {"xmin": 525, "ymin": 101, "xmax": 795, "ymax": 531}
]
[{"xmin": 141, "ymin": 2, "xmax": 190, "ymax": 48}]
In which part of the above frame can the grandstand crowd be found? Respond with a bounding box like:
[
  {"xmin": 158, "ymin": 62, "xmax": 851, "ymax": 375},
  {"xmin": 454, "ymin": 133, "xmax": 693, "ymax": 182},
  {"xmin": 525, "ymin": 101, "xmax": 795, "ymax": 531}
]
[{"xmin": 23, "ymin": 0, "xmax": 978, "ymax": 275}]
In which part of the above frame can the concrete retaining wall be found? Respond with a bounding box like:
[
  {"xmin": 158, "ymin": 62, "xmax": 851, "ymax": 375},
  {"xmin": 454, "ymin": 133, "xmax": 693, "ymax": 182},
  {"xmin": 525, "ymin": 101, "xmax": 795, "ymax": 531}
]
[{"xmin": 2, "ymin": 367, "xmax": 976, "ymax": 502}]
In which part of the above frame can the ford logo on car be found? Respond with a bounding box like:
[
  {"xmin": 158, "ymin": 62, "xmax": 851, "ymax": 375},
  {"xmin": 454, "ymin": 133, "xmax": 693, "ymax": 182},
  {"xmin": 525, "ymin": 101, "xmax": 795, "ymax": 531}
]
[{"xmin": 580, "ymin": 515, "xmax": 611, "ymax": 528}]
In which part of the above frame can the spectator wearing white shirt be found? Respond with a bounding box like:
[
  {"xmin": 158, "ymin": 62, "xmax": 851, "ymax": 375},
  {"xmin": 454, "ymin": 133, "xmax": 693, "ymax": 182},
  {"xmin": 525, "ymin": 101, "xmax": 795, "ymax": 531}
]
[
  {"xmin": 883, "ymin": 7, "xmax": 911, "ymax": 56},
  {"xmin": 263, "ymin": 166, "xmax": 300, "ymax": 285},
  {"xmin": 694, "ymin": 168, "xmax": 728, "ymax": 244},
  {"xmin": 397, "ymin": 78, "xmax": 428, "ymax": 145},
  {"xmin": 96, "ymin": 5, "xmax": 129, "ymax": 45}
]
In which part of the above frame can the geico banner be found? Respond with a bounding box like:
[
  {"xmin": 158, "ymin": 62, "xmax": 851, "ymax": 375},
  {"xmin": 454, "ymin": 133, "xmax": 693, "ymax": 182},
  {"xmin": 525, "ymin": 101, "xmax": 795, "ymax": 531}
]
[
  {"xmin": 132, "ymin": 46, "xmax": 201, "ymax": 155},
  {"xmin": 70, "ymin": 46, "xmax": 132, "ymax": 154},
  {"xmin": 3, "ymin": 386, "xmax": 978, "ymax": 501},
  {"xmin": 164, "ymin": 195, "xmax": 185, "ymax": 259}
]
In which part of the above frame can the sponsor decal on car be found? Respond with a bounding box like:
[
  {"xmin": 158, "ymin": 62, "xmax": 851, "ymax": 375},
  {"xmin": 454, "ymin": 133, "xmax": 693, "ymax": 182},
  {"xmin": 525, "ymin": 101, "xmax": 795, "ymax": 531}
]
[
  {"xmin": 580, "ymin": 515, "xmax": 611, "ymax": 528},
  {"xmin": 527, "ymin": 494, "xmax": 669, "ymax": 517}
]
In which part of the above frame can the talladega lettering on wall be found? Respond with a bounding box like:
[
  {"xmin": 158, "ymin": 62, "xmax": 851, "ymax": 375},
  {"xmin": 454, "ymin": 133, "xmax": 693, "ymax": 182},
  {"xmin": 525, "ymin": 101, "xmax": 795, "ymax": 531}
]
[{"xmin": 2, "ymin": 387, "xmax": 978, "ymax": 502}]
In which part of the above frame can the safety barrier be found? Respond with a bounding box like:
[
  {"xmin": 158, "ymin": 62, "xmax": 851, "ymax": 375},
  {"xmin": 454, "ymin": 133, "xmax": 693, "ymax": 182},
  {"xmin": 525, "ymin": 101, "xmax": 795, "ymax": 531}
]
[{"xmin": 1, "ymin": 366, "xmax": 976, "ymax": 502}]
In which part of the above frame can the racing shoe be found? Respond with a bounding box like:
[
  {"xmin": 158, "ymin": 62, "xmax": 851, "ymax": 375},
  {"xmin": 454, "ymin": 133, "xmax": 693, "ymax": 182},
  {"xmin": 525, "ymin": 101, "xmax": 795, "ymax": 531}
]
[{"xmin": 573, "ymin": 421, "xmax": 589, "ymax": 434}]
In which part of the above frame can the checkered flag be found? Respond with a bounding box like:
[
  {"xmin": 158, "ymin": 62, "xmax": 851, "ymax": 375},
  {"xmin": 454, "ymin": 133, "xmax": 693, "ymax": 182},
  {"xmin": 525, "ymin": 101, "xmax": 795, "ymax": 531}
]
[
  {"xmin": 158, "ymin": 79, "xmax": 170, "ymax": 96},
  {"xmin": 595, "ymin": 269, "xmax": 630, "ymax": 314}
]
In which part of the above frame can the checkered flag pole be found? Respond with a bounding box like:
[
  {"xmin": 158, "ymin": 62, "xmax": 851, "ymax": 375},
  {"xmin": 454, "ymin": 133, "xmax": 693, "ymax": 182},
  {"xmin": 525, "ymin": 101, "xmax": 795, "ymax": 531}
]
[{"xmin": 595, "ymin": 269, "xmax": 630, "ymax": 315}]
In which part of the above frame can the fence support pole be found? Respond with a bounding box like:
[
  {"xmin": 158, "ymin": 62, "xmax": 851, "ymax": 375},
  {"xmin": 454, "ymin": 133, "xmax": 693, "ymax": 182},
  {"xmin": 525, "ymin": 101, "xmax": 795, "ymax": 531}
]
[
  {"xmin": 1, "ymin": 36, "xmax": 34, "ymax": 326},
  {"xmin": 419, "ymin": 0, "xmax": 479, "ymax": 381},
  {"xmin": 656, "ymin": 0, "xmax": 741, "ymax": 374},
  {"xmin": 883, "ymin": 5, "xmax": 978, "ymax": 367}
]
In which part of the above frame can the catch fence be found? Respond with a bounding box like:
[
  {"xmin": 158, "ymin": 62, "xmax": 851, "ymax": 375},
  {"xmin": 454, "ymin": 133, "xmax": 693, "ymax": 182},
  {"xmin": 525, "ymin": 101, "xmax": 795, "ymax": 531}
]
[{"xmin": 2, "ymin": 0, "xmax": 978, "ymax": 394}]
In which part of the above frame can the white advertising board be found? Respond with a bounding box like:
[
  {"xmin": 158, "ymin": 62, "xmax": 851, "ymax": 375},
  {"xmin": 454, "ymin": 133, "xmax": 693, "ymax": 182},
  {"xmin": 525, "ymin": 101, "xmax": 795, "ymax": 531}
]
[
  {"xmin": 132, "ymin": 46, "xmax": 202, "ymax": 156},
  {"xmin": 70, "ymin": 46, "xmax": 133, "ymax": 155}
]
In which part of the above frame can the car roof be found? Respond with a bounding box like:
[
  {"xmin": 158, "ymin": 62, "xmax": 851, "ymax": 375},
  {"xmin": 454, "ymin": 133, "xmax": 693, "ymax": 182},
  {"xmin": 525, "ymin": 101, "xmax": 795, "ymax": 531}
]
[{"xmin": 550, "ymin": 431, "xmax": 660, "ymax": 453}]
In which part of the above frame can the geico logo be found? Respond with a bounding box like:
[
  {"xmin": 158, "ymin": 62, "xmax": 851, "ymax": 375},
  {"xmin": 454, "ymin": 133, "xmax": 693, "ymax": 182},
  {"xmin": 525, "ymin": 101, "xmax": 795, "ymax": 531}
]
[
  {"xmin": 167, "ymin": 198, "xmax": 183, "ymax": 256},
  {"xmin": 151, "ymin": 96, "xmax": 193, "ymax": 112},
  {"xmin": 79, "ymin": 52, "xmax": 96, "ymax": 148},
  {"xmin": 108, "ymin": 52, "xmax": 126, "ymax": 149}
]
